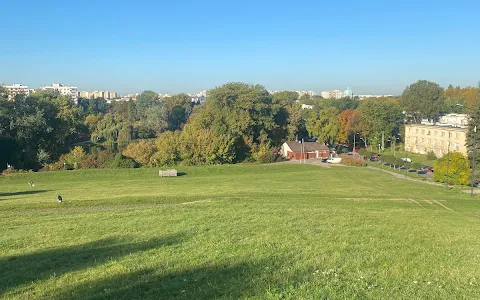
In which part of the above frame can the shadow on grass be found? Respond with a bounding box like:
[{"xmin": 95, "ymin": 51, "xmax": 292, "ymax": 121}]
[
  {"xmin": 0, "ymin": 190, "xmax": 50, "ymax": 199},
  {"xmin": 53, "ymin": 258, "xmax": 297, "ymax": 300},
  {"xmin": 0, "ymin": 234, "xmax": 186, "ymax": 295}
]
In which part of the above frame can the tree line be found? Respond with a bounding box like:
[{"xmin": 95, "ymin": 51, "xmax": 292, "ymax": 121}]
[{"xmin": 1, "ymin": 80, "xmax": 479, "ymax": 172}]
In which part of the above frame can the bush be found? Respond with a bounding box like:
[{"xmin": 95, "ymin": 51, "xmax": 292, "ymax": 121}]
[
  {"xmin": 394, "ymin": 158, "xmax": 404, "ymax": 167},
  {"xmin": 122, "ymin": 140, "xmax": 156, "ymax": 166},
  {"xmin": 108, "ymin": 154, "xmax": 137, "ymax": 168},
  {"xmin": 433, "ymin": 152, "xmax": 470, "ymax": 185},
  {"xmin": 426, "ymin": 150, "xmax": 437, "ymax": 160},
  {"xmin": 339, "ymin": 155, "xmax": 366, "ymax": 166},
  {"xmin": 411, "ymin": 162, "xmax": 422, "ymax": 170},
  {"xmin": 403, "ymin": 162, "xmax": 412, "ymax": 169},
  {"xmin": 1, "ymin": 168, "xmax": 30, "ymax": 176}
]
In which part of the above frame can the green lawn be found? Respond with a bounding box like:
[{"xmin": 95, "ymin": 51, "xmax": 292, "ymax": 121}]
[{"xmin": 1, "ymin": 164, "xmax": 479, "ymax": 299}]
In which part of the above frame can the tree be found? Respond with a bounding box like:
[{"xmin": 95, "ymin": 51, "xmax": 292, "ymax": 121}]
[
  {"xmin": 358, "ymin": 98, "xmax": 403, "ymax": 148},
  {"xmin": 187, "ymin": 82, "xmax": 278, "ymax": 162},
  {"xmin": 136, "ymin": 90, "xmax": 160, "ymax": 117},
  {"xmin": 306, "ymin": 107, "xmax": 341, "ymax": 145},
  {"xmin": 164, "ymin": 94, "xmax": 193, "ymax": 130},
  {"xmin": 433, "ymin": 152, "xmax": 470, "ymax": 185},
  {"xmin": 152, "ymin": 131, "xmax": 181, "ymax": 166},
  {"xmin": 401, "ymin": 80, "xmax": 445, "ymax": 123},
  {"xmin": 337, "ymin": 109, "xmax": 361, "ymax": 144},
  {"xmin": 272, "ymin": 91, "xmax": 299, "ymax": 106},
  {"xmin": 122, "ymin": 140, "xmax": 156, "ymax": 165},
  {"xmin": 466, "ymin": 86, "xmax": 480, "ymax": 166}
]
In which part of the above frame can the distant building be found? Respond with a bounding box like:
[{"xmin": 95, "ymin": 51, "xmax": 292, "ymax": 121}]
[
  {"xmin": 321, "ymin": 89, "xmax": 345, "ymax": 99},
  {"xmin": 405, "ymin": 123, "xmax": 468, "ymax": 158},
  {"xmin": 301, "ymin": 104, "xmax": 313, "ymax": 109},
  {"xmin": 420, "ymin": 114, "xmax": 469, "ymax": 128},
  {"xmin": 41, "ymin": 83, "xmax": 78, "ymax": 103},
  {"xmin": 357, "ymin": 95, "xmax": 394, "ymax": 99},
  {"xmin": 5, "ymin": 84, "xmax": 30, "ymax": 101}
]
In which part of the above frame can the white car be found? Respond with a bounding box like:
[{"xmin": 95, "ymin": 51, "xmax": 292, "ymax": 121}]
[
  {"xmin": 401, "ymin": 158, "xmax": 412, "ymax": 163},
  {"xmin": 326, "ymin": 157, "xmax": 342, "ymax": 164}
]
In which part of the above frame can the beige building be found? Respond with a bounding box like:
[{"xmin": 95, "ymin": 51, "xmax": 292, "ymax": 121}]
[
  {"xmin": 405, "ymin": 124, "xmax": 468, "ymax": 158},
  {"xmin": 5, "ymin": 84, "xmax": 30, "ymax": 101}
]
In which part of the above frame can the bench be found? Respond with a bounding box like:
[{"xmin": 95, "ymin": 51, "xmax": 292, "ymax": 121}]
[{"xmin": 159, "ymin": 169, "xmax": 178, "ymax": 177}]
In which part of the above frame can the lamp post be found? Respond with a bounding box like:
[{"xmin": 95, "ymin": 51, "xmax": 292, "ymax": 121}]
[
  {"xmin": 446, "ymin": 131, "xmax": 451, "ymax": 188},
  {"xmin": 471, "ymin": 126, "xmax": 477, "ymax": 197}
]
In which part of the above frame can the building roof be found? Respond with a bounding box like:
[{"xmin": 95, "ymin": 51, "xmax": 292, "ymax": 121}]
[{"xmin": 284, "ymin": 141, "xmax": 330, "ymax": 153}]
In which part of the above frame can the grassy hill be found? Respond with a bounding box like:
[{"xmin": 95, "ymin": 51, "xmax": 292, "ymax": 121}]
[{"xmin": 1, "ymin": 164, "xmax": 479, "ymax": 299}]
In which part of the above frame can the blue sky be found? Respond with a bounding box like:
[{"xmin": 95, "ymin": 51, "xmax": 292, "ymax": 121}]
[{"xmin": 1, "ymin": 0, "xmax": 479, "ymax": 95}]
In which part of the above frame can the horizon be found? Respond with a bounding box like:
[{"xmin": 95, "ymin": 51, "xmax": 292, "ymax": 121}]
[{"xmin": 1, "ymin": 0, "xmax": 479, "ymax": 95}]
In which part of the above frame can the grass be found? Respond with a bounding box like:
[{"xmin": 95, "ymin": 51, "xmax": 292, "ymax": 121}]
[
  {"xmin": 381, "ymin": 147, "xmax": 437, "ymax": 166},
  {"xmin": 1, "ymin": 163, "xmax": 480, "ymax": 299}
]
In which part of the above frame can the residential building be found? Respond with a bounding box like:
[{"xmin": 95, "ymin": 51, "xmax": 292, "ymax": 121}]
[
  {"xmin": 321, "ymin": 89, "xmax": 347, "ymax": 99},
  {"xmin": 404, "ymin": 124, "xmax": 468, "ymax": 158},
  {"xmin": 421, "ymin": 114, "xmax": 469, "ymax": 128},
  {"xmin": 41, "ymin": 83, "xmax": 78, "ymax": 103},
  {"xmin": 357, "ymin": 94, "xmax": 394, "ymax": 99},
  {"xmin": 301, "ymin": 104, "xmax": 313, "ymax": 109},
  {"xmin": 5, "ymin": 84, "xmax": 30, "ymax": 101},
  {"xmin": 281, "ymin": 141, "xmax": 330, "ymax": 160}
]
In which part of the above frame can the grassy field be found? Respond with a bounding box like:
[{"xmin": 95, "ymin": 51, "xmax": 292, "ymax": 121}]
[{"xmin": 1, "ymin": 164, "xmax": 480, "ymax": 299}]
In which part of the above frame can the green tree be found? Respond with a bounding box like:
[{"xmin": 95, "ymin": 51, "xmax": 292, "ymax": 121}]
[
  {"xmin": 358, "ymin": 98, "xmax": 403, "ymax": 148},
  {"xmin": 401, "ymin": 80, "xmax": 445, "ymax": 123},
  {"xmin": 272, "ymin": 91, "xmax": 299, "ymax": 106},
  {"xmin": 136, "ymin": 90, "xmax": 160, "ymax": 117},
  {"xmin": 306, "ymin": 107, "xmax": 341, "ymax": 145},
  {"xmin": 433, "ymin": 152, "xmax": 470, "ymax": 185}
]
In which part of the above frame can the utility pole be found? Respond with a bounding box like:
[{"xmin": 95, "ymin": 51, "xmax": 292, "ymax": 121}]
[
  {"xmin": 446, "ymin": 131, "xmax": 451, "ymax": 188},
  {"xmin": 382, "ymin": 131, "xmax": 385, "ymax": 152},
  {"xmin": 471, "ymin": 126, "xmax": 477, "ymax": 197}
]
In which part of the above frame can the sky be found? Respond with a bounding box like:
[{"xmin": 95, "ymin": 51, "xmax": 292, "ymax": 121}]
[{"xmin": 1, "ymin": 0, "xmax": 479, "ymax": 95}]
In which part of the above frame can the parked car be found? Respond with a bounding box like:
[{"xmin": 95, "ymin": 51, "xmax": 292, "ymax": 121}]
[
  {"xmin": 422, "ymin": 165, "xmax": 434, "ymax": 172},
  {"xmin": 401, "ymin": 158, "xmax": 412, "ymax": 163}
]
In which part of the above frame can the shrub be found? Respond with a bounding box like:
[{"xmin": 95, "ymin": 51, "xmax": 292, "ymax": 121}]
[
  {"xmin": 394, "ymin": 158, "xmax": 404, "ymax": 168},
  {"xmin": 108, "ymin": 154, "xmax": 137, "ymax": 168},
  {"xmin": 411, "ymin": 162, "xmax": 422, "ymax": 170},
  {"xmin": 1, "ymin": 168, "xmax": 30, "ymax": 176},
  {"xmin": 433, "ymin": 152, "xmax": 470, "ymax": 185},
  {"xmin": 403, "ymin": 162, "xmax": 412, "ymax": 169},
  {"xmin": 358, "ymin": 148, "xmax": 366, "ymax": 156},
  {"xmin": 96, "ymin": 150, "xmax": 115, "ymax": 168},
  {"xmin": 122, "ymin": 140, "xmax": 156, "ymax": 166},
  {"xmin": 152, "ymin": 131, "xmax": 181, "ymax": 166},
  {"xmin": 339, "ymin": 155, "xmax": 365, "ymax": 166},
  {"xmin": 426, "ymin": 150, "xmax": 437, "ymax": 160},
  {"xmin": 78, "ymin": 155, "xmax": 99, "ymax": 169}
]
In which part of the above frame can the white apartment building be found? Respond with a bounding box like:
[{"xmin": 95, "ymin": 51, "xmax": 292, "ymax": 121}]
[
  {"xmin": 321, "ymin": 90, "xmax": 344, "ymax": 99},
  {"xmin": 41, "ymin": 83, "xmax": 78, "ymax": 103},
  {"xmin": 5, "ymin": 84, "xmax": 30, "ymax": 101}
]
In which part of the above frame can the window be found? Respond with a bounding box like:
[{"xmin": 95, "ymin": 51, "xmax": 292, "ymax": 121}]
[
  {"xmin": 433, "ymin": 140, "xmax": 437, "ymax": 146},
  {"xmin": 456, "ymin": 133, "xmax": 460, "ymax": 139},
  {"xmin": 416, "ymin": 129, "xmax": 419, "ymax": 134},
  {"xmin": 455, "ymin": 143, "xmax": 459, "ymax": 151},
  {"xmin": 427, "ymin": 138, "xmax": 430, "ymax": 144},
  {"xmin": 441, "ymin": 131, "xmax": 445, "ymax": 137},
  {"xmin": 421, "ymin": 129, "xmax": 425, "ymax": 135}
]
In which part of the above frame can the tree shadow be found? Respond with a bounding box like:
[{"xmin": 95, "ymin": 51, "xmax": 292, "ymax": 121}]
[
  {"xmin": 0, "ymin": 234, "xmax": 186, "ymax": 295},
  {"xmin": 177, "ymin": 172, "xmax": 187, "ymax": 177},
  {"xmin": 0, "ymin": 190, "xmax": 50, "ymax": 199},
  {"xmin": 52, "ymin": 257, "xmax": 297, "ymax": 300}
]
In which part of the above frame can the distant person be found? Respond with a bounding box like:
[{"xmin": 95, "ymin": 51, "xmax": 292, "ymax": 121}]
[
  {"xmin": 57, "ymin": 195, "xmax": 63, "ymax": 203},
  {"xmin": 29, "ymin": 181, "xmax": 34, "ymax": 187}
]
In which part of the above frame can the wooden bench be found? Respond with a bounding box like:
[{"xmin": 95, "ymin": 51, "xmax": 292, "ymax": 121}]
[{"xmin": 159, "ymin": 169, "xmax": 177, "ymax": 177}]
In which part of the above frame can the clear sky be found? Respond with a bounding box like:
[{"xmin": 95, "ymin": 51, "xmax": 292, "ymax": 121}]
[{"xmin": 1, "ymin": 0, "xmax": 479, "ymax": 95}]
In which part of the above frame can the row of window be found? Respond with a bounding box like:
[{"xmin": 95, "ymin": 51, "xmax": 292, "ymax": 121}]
[{"xmin": 408, "ymin": 127, "xmax": 463, "ymax": 139}]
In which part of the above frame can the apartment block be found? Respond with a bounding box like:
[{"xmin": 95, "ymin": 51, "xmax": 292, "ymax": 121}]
[
  {"xmin": 404, "ymin": 124, "xmax": 468, "ymax": 158},
  {"xmin": 5, "ymin": 84, "xmax": 30, "ymax": 101},
  {"xmin": 41, "ymin": 83, "xmax": 78, "ymax": 103}
]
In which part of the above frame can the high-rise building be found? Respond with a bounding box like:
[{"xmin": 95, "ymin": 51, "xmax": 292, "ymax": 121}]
[
  {"xmin": 5, "ymin": 84, "xmax": 30, "ymax": 101},
  {"xmin": 41, "ymin": 83, "xmax": 78, "ymax": 103},
  {"xmin": 321, "ymin": 90, "xmax": 345, "ymax": 99}
]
